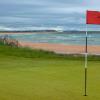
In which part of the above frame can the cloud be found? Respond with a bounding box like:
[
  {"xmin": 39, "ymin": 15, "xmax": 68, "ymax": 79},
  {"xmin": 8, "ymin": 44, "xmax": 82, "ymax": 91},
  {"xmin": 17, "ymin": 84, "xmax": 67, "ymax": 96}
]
[
  {"xmin": 0, "ymin": 0, "xmax": 100, "ymax": 30},
  {"xmin": 0, "ymin": 26, "xmax": 13, "ymax": 31},
  {"xmin": 0, "ymin": 25, "xmax": 64, "ymax": 31}
]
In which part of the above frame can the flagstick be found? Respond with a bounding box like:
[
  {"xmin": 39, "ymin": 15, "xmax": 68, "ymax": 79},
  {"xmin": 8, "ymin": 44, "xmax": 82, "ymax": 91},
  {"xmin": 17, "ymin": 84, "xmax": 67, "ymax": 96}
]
[{"xmin": 84, "ymin": 25, "xmax": 88, "ymax": 96}]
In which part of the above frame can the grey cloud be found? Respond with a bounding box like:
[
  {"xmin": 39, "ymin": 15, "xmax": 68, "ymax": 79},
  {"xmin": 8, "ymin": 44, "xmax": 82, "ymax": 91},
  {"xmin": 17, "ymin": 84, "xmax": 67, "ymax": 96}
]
[{"xmin": 0, "ymin": 0, "xmax": 99, "ymax": 30}]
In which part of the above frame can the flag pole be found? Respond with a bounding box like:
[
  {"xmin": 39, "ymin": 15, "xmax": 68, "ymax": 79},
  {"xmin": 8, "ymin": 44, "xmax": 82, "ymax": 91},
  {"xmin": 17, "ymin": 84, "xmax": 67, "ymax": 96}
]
[{"xmin": 84, "ymin": 24, "xmax": 88, "ymax": 96}]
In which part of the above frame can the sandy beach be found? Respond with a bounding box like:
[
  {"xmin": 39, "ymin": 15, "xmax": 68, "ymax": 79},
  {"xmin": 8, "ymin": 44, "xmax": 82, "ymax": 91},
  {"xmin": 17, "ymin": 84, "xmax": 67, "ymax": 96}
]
[
  {"xmin": 19, "ymin": 42, "xmax": 100, "ymax": 55},
  {"xmin": 1, "ymin": 32, "xmax": 100, "ymax": 55}
]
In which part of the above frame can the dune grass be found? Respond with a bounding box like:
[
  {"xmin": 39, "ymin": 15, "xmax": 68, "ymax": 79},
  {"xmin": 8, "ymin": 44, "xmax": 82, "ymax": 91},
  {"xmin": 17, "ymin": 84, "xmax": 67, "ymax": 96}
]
[
  {"xmin": 0, "ymin": 44, "xmax": 100, "ymax": 100},
  {"xmin": 0, "ymin": 44, "xmax": 100, "ymax": 61}
]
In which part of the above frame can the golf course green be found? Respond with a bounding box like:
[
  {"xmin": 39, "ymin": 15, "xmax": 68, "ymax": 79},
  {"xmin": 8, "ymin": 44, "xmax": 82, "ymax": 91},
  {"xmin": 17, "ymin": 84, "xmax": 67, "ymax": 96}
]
[{"xmin": 0, "ymin": 44, "xmax": 100, "ymax": 100}]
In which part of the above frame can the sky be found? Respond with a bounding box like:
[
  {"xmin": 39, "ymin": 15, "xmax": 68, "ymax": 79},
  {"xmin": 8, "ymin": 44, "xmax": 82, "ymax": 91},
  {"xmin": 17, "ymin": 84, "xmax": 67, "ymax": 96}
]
[{"xmin": 0, "ymin": 0, "xmax": 100, "ymax": 31}]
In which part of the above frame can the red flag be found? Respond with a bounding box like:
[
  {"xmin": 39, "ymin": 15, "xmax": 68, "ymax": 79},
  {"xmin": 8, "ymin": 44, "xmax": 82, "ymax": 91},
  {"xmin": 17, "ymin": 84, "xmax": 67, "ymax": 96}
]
[{"xmin": 86, "ymin": 10, "xmax": 100, "ymax": 25}]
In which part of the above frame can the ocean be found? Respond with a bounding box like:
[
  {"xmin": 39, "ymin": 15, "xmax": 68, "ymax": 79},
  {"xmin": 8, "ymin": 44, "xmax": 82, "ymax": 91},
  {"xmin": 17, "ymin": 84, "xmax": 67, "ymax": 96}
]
[{"xmin": 0, "ymin": 32, "xmax": 100, "ymax": 46}]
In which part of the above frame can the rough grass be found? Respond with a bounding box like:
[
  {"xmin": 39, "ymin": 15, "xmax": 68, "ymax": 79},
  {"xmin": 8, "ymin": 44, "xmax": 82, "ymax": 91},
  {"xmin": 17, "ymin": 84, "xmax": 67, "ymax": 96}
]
[
  {"xmin": 0, "ymin": 44, "xmax": 84, "ymax": 60},
  {"xmin": 0, "ymin": 44, "xmax": 100, "ymax": 61},
  {"xmin": 0, "ymin": 44, "xmax": 100, "ymax": 100}
]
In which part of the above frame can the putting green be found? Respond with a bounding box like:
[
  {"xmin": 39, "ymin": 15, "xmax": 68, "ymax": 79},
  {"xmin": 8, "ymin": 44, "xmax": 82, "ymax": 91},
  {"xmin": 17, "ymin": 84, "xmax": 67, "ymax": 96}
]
[{"xmin": 0, "ymin": 55, "xmax": 100, "ymax": 100}]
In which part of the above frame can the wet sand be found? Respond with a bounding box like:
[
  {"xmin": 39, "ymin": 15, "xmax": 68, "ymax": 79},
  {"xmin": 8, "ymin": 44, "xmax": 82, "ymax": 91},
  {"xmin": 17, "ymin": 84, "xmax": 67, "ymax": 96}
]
[{"xmin": 19, "ymin": 42, "xmax": 100, "ymax": 55}]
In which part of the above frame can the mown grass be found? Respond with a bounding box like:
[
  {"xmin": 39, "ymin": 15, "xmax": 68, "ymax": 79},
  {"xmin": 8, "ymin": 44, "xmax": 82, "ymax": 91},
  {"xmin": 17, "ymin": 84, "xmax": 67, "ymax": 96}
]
[{"xmin": 0, "ymin": 44, "xmax": 100, "ymax": 100}]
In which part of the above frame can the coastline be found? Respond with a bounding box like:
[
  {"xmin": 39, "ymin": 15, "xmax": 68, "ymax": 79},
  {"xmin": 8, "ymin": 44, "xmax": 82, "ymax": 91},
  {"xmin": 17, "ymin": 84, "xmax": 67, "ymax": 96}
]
[
  {"xmin": 19, "ymin": 41, "xmax": 100, "ymax": 55},
  {"xmin": 1, "ymin": 32, "xmax": 100, "ymax": 55},
  {"xmin": 0, "ymin": 31, "xmax": 59, "ymax": 34}
]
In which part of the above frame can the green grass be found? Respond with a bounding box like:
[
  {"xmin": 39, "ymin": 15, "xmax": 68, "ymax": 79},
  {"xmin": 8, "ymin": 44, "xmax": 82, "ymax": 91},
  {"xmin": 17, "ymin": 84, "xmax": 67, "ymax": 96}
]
[{"xmin": 0, "ymin": 45, "xmax": 100, "ymax": 100}]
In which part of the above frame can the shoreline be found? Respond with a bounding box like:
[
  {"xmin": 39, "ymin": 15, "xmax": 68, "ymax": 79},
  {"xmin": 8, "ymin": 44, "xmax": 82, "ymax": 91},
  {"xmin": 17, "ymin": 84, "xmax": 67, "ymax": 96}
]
[
  {"xmin": 0, "ymin": 31, "xmax": 59, "ymax": 34},
  {"xmin": 0, "ymin": 32, "xmax": 100, "ymax": 55},
  {"xmin": 1, "ymin": 31, "xmax": 100, "ymax": 35},
  {"xmin": 19, "ymin": 42, "xmax": 100, "ymax": 55}
]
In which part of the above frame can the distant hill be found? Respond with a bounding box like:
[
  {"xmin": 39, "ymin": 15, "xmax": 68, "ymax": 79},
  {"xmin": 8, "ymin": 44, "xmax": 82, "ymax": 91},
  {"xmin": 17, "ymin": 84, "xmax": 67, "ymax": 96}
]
[
  {"xmin": 0, "ymin": 30, "xmax": 57, "ymax": 33},
  {"xmin": 0, "ymin": 30, "xmax": 100, "ymax": 33}
]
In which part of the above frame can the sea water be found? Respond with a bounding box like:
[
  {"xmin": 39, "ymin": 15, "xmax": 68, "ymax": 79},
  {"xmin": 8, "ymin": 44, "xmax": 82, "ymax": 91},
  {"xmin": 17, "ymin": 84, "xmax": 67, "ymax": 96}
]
[{"xmin": 0, "ymin": 32, "xmax": 100, "ymax": 46}]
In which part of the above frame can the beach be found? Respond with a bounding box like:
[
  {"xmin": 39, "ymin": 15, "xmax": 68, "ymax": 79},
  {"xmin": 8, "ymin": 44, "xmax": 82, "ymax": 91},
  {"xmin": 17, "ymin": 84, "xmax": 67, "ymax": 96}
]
[
  {"xmin": 19, "ymin": 42, "xmax": 100, "ymax": 55},
  {"xmin": 1, "ymin": 32, "xmax": 100, "ymax": 55}
]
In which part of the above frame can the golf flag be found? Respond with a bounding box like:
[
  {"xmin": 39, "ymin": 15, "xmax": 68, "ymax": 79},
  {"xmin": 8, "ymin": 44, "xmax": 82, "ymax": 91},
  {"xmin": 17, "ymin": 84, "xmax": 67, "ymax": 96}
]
[{"xmin": 86, "ymin": 10, "xmax": 100, "ymax": 25}]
